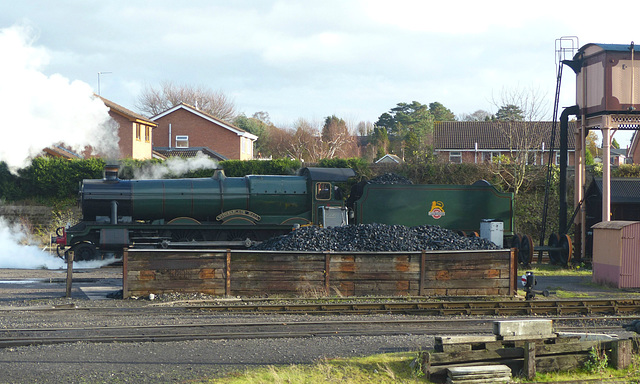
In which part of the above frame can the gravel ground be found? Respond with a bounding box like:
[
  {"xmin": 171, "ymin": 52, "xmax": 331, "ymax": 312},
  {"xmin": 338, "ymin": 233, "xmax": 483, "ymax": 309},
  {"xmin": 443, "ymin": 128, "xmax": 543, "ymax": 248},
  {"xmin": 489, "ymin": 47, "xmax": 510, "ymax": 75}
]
[
  {"xmin": 1, "ymin": 266, "xmax": 639, "ymax": 383},
  {"xmin": 0, "ymin": 267, "xmax": 437, "ymax": 383},
  {"xmin": 0, "ymin": 334, "xmax": 433, "ymax": 384}
]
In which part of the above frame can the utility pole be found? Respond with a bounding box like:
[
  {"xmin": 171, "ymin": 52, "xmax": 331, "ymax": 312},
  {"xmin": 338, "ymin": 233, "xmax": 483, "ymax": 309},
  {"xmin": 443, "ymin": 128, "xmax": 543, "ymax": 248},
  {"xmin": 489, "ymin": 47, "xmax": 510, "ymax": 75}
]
[{"xmin": 97, "ymin": 71, "xmax": 112, "ymax": 95}]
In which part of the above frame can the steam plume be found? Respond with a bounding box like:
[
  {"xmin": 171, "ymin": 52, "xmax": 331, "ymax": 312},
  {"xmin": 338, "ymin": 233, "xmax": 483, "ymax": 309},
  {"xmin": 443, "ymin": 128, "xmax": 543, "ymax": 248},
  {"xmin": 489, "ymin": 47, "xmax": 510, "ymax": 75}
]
[
  {"xmin": 0, "ymin": 23, "xmax": 119, "ymax": 269},
  {"xmin": 133, "ymin": 152, "xmax": 219, "ymax": 179},
  {"xmin": 0, "ymin": 24, "xmax": 119, "ymax": 172}
]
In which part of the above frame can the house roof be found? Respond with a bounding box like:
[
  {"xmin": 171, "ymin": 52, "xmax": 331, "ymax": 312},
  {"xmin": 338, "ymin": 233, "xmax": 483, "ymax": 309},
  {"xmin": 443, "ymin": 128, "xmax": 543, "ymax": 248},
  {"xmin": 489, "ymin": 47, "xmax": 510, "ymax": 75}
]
[
  {"xmin": 375, "ymin": 154, "xmax": 402, "ymax": 164},
  {"xmin": 42, "ymin": 145, "xmax": 82, "ymax": 159},
  {"xmin": 434, "ymin": 121, "xmax": 576, "ymax": 151},
  {"xmin": 151, "ymin": 103, "xmax": 258, "ymax": 141},
  {"xmin": 577, "ymin": 43, "xmax": 640, "ymax": 56},
  {"xmin": 610, "ymin": 148, "xmax": 627, "ymax": 157},
  {"xmin": 96, "ymin": 95, "xmax": 157, "ymax": 126},
  {"xmin": 589, "ymin": 178, "xmax": 640, "ymax": 203},
  {"xmin": 153, "ymin": 147, "xmax": 228, "ymax": 161}
]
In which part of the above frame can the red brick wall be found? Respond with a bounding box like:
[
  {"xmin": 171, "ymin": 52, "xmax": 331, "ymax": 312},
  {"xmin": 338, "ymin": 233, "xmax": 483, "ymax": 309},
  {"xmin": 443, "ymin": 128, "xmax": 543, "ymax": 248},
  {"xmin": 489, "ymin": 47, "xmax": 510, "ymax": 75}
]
[
  {"xmin": 632, "ymin": 145, "xmax": 639, "ymax": 164},
  {"xmin": 109, "ymin": 112, "xmax": 132, "ymax": 157},
  {"xmin": 153, "ymin": 109, "xmax": 241, "ymax": 159}
]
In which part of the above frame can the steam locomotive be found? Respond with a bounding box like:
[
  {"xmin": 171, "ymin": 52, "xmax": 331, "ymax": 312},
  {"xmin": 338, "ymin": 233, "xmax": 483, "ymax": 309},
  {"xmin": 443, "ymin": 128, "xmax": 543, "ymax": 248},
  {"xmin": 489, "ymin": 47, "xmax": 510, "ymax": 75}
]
[{"xmin": 52, "ymin": 166, "xmax": 514, "ymax": 260}]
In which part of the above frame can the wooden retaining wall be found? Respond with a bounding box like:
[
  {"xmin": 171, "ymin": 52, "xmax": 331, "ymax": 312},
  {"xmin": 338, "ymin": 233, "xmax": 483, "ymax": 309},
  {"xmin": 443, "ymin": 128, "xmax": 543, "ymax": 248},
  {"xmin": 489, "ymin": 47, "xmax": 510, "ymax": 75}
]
[{"xmin": 123, "ymin": 249, "xmax": 516, "ymax": 298}]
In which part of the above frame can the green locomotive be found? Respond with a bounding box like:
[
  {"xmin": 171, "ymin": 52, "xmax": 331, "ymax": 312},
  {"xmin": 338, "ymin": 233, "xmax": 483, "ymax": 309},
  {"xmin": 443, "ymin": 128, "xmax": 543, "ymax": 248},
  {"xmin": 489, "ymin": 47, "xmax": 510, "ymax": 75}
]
[{"xmin": 52, "ymin": 166, "xmax": 514, "ymax": 260}]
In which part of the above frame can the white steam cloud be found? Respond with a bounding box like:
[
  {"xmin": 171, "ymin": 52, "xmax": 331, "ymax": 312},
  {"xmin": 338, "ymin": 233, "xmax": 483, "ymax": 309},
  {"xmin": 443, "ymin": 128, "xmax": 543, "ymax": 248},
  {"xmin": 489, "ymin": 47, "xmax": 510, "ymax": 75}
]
[
  {"xmin": 0, "ymin": 218, "xmax": 113, "ymax": 269},
  {"xmin": 0, "ymin": 24, "xmax": 120, "ymax": 172},
  {"xmin": 133, "ymin": 151, "xmax": 219, "ymax": 179},
  {"xmin": 0, "ymin": 23, "xmax": 120, "ymax": 269}
]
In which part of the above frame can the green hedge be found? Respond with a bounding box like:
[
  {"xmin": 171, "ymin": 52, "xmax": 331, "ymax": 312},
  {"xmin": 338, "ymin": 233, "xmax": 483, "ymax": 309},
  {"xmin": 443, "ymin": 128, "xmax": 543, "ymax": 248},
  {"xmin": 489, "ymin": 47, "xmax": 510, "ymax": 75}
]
[
  {"xmin": 220, "ymin": 158, "xmax": 302, "ymax": 177},
  {"xmin": 15, "ymin": 157, "xmax": 105, "ymax": 201}
]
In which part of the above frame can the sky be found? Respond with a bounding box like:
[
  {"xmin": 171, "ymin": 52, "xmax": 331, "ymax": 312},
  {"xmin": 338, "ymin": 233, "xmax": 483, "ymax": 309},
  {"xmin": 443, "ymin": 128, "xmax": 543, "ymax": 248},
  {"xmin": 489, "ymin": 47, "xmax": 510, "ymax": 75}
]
[{"xmin": 1, "ymin": 0, "xmax": 639, "ymax": 148}]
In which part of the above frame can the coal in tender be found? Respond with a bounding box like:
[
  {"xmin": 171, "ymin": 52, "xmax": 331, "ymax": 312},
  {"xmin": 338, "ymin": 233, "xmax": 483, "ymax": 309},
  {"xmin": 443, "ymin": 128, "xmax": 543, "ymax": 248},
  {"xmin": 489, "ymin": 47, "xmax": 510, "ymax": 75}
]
[{"xmin": 252, "ymin": 223, "xmax": 499, "ymax": 252}]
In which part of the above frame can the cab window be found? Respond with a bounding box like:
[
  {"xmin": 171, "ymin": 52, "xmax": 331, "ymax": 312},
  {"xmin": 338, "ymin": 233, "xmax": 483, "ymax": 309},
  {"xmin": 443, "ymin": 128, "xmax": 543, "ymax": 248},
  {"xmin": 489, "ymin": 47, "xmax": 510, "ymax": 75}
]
[{"xmin": 315, "ymin": 182, "xmax": 331, "ymax": 200}]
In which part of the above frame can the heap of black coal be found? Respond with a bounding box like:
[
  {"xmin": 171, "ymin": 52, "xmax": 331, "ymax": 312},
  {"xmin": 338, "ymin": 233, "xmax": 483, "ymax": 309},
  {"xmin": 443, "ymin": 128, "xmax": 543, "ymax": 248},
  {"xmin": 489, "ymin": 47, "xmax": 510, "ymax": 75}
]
[{"xmin": 252, "ymin": 223, "xmax": 499, "ymax": 252}]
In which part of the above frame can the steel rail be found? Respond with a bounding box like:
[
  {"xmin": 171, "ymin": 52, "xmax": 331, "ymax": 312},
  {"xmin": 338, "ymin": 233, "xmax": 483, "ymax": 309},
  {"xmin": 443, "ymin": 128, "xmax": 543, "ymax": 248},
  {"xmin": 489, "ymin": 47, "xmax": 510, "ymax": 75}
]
[
  {"xmin": 182, "ymin": 298, "xmax": 640, "ymax": 316},
  {"xmin": 4, "ymin": 298, "xmax": 640, "ymax": 316}
]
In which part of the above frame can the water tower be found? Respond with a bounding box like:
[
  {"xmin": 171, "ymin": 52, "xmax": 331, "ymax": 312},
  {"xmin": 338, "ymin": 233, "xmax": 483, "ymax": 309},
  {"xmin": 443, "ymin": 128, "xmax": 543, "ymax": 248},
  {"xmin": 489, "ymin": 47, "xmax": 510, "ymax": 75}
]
[{"xmin": 569, "ymin": 42, "xmax": 640, "ymax": 260}]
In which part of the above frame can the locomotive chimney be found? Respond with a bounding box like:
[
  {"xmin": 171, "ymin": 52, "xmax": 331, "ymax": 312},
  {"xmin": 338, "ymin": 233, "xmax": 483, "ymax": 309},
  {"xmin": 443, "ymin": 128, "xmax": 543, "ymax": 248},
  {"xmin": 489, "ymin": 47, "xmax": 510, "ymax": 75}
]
[{"xmin": 103, "ymin": 164, "xmax": 120, "ymax": 181}]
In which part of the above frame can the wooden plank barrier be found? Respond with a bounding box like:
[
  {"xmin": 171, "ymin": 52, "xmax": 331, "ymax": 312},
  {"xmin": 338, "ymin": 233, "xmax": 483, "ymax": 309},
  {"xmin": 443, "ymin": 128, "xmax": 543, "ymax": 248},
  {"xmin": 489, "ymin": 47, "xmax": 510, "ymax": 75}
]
[
  {"xmin": 122, "ymin": 248, "xmax": 515, "ymax": 298},
  {"xmin": 422, "ymin": 335, "xmax": 634, "ymax": 382}
]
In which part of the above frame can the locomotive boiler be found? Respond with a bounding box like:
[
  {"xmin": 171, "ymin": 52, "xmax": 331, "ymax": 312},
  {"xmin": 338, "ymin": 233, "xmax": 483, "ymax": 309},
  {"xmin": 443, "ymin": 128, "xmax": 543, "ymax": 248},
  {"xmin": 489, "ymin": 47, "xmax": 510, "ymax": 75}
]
[{"xmin": 53, "ymin": 167, "xmax": 355, "ymax": 260}]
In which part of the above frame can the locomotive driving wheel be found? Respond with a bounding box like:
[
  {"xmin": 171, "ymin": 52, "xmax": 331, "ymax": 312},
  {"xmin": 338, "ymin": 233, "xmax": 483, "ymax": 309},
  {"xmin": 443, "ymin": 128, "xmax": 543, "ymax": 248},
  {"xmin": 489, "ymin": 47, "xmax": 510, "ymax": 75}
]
[
  {"xmin": 221, "ymin": 230, "xmax": 256, "ymax": 241},
  {"xmin": 169, "ymin": 229, "xmax": 205, "ymax": 243},
  {"xmin": 69, "ymin": 243, "xmax": 99, "ymax": 261}
]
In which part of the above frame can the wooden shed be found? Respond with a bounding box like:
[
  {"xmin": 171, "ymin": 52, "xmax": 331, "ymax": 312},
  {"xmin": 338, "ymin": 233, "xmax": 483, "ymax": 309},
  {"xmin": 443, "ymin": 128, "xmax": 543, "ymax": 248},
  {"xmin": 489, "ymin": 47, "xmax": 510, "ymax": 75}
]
[{"xmin": 592, "ymin": 221, "xmax": 640, "ymax": 288}]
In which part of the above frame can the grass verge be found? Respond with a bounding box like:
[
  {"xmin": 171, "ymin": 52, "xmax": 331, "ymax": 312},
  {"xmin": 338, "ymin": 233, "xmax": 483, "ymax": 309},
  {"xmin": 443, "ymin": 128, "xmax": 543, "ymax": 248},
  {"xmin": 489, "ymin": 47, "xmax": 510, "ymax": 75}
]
[
  {"xmin": 518, "ymin": 263, "xmax": 592, "ymax": 277},
  {"xmin": 206, "ymin": 352, "xmax": 427, "ymax": 383},
  {"xmin": 206, "ymin": 352, "xmax": 640, "ymax": 384}
]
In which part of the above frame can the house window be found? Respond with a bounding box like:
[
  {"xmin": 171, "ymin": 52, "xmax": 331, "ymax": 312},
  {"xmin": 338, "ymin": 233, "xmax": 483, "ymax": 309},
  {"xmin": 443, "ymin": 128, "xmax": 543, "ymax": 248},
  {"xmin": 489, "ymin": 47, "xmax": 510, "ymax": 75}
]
[
  {"xmin": 449, "ymin": 151, "xmax": 462, "ymax": 164},
  {"xmin": 242, "ymin": 138, "xmax": 252, "ymax": 155},
  {"xmin": 527, "ymin": 152, "xmax": 536, "ymax": 165},
  {"xmin": 145, "ymin": 126, "xmax": 151, "ymax": 143},
  {"xmin": 484, "ymin": 152, "xmax": 502, "ymax": 163},
  {"xmin": 175, "ymin": 135, "xmax": 189, "ymax": 148},
  {"xmin": 135, "ymin": 123, "xmax": 141, "ymax": 141}
]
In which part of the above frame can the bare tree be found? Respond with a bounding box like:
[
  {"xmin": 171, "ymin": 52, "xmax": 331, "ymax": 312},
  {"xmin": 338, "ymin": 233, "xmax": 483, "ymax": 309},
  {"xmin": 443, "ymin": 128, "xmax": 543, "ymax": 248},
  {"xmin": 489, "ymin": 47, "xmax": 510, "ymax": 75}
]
[
  {"xmin": 291, "ymin": 119, "xmax": 322, "ymax": 162},
  {"xmin": 490, "ymin": 86, "xmax": 549, "ymax": 195},
  {"xmin": 136, "ymin": 80, "xmax": 237, "ymax": 121},
  {"xmin": 460, "ymin": 109, "xmax": 492, "ymax": 121},
  {"xmin": 319, "ymin": 116, "xmax": 357, "ymax": 159}
]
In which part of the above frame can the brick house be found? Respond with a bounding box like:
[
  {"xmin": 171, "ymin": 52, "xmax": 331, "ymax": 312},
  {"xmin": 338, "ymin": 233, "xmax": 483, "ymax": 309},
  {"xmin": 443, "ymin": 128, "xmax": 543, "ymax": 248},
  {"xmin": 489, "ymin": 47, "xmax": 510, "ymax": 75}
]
[
  {"xmin": 151, "ymin": 103, "xmax": 257, "ymax": 160},
  {"xmin": 98, "ymin": 96, "xmax": 157, "ymax": 160},
  {"xmin": 629, "ymin": 131, "xmax": 639, "ymax": 164},
  {"xmin": 434, "ymin": 121, "xmax": 576, "ymax": 165}
]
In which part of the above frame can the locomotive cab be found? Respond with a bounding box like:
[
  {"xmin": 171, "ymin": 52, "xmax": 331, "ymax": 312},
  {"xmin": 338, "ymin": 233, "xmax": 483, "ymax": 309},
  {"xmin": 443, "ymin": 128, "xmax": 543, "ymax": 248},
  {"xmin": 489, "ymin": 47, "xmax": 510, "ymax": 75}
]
[{"xmin": 298, "ymin": 167, "xmax": 355, "ymax": 228}]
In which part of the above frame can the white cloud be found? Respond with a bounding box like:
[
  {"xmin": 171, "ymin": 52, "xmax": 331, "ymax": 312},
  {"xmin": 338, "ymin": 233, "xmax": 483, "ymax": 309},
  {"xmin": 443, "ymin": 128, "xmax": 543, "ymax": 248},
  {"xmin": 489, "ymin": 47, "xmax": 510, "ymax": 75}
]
[{"xmin": 1, "ymin": 1, "xmax": 639, "ymax": 149}]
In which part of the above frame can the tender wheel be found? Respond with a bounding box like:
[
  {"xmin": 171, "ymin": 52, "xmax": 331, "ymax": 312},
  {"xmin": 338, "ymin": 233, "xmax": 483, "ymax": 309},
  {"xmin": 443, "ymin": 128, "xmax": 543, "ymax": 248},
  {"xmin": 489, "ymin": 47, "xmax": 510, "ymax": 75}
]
[
  {"xmin": 519, "ymin": 235, "xmax": 534, "ymax": 265},
  {"xmin": 548, "ymin": 233, "xmax": 561, "ymax": 264},
  {"xmin": 69, "ymin": 243, "xmax": 99, "ymax": 262},
  {"xmin": 510, "ymin": 234, "xmax": 523, "ymax": 249},
  {"xmin": 559, "ymin": 234, "xmax": 573, "ymax": 266}
]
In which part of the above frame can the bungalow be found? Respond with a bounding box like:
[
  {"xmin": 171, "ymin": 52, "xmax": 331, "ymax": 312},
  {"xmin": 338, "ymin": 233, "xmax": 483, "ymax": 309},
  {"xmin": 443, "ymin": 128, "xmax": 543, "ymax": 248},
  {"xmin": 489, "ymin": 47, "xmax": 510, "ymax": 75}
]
[{"xmin": 434, "ymin": 121, "xmax": 576, "ymax": 166}]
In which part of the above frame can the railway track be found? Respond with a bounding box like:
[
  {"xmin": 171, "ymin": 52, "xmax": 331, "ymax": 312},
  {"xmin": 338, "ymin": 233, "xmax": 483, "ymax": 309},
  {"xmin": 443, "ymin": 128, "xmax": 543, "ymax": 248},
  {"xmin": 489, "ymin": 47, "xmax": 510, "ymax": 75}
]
[
  {"xmin": 160, "ymin": 298, "xmax": 640, "ymax": 316},
  {"xmin": 0, "ymin": 316, "xmax": 630, "ymax": 349},
  {"xmin": 4, "ymin": 298, "xmax": 640, "ymax": 316}
]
